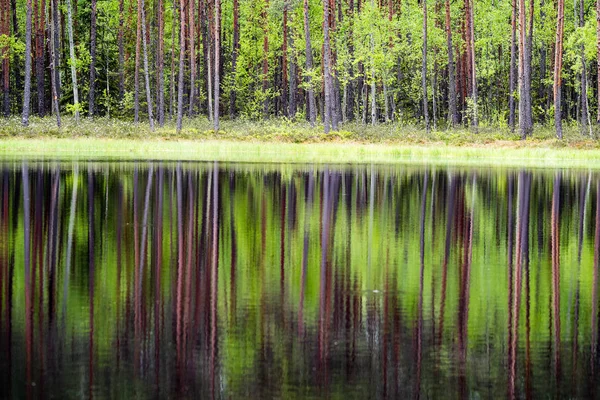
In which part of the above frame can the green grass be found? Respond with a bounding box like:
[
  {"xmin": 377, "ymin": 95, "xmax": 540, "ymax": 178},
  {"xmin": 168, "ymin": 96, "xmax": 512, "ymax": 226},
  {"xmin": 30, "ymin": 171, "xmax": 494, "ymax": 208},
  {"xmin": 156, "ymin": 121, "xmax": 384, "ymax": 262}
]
[{"xmin": 1, "ymin": 116, "xmax": 600, "ymax": 167}]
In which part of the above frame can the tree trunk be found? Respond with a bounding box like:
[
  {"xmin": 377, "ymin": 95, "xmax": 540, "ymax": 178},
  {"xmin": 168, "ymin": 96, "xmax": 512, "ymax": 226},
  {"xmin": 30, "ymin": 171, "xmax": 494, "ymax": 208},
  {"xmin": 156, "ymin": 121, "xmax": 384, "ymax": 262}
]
[
  {"xmin": 467, "ymin": 0, "xmax": 477, "ymax": 130},
  {"xmin": 118, "ymin": 0, "xmax": 125, "ymax": 101},
  {"xmin": 229, "ymin": 0, "xmax": 239, "ymax": 118},
  {"xmin": 50, "ymin": 0, "xmax": 61, "ymax": 127},
  {"xmin": 34, "ymin": 0, "xmax": 45, "ymax": 117},
  {"xmin": 51, "ymin": 0, "xmax": 60, "ymax": 100},
  {"xmin": 445, "ymin": 0, "xmax": 457, "ymax": 127},
  {"xmin": 157, "ymin": 0, "xmax": 165, "ymax": 126},
  {"xmin": 66, "ymin": 0, "xmax": 79, "ymax": 122},
  {"xmin": 282, "ymin": 0, "xmax": 289, "ymax": 116},
  {"xmin": 134, "ymin": 0, "xmax": 142, "ymax": 122},
  {"xmin": 518, "ymin": 0, "xmax": 533, "ymax": 138},
  {"xmin": 188, "ymin": 0, "xmax": 196, "ymax": 116},
  {"xmin": 262, "ymin": 0, "xmax": 270, "ymax": 118},
  {"xmin": 214, "ymin": 0, "xmax": 220, "ymax": 130},
  {"xmin": 89, "ymin": 0, "xmax": 97, "ymax": 117},
  {"xmin": 509, "ymin": 0, "xmax": 517, "ymax": 131},
  {"xmin": 303, "ymin": 0, "xmax": 316, "ymax": 126},
  {"xmin": 22, "ymin": 0, "xmax": 33, "ymax": 126},
  {"xmin": 323, "ymin": 0, "xmax": 334, "ymax": 132},
  {"xmin": 1, "ymin": 0, "xmax": 9, "ymax": 116},
  {"xmin": 176, "ymin": 0, "xmax": 186, "ymax": 132},
  {"xmin": 140, "ymin": 0, "xmax": 155, "ymax": 130},
  {"xmin": 579, "ymin": 0, "xmax": 590, "ymax": 134},
  {"xmin": 554, "ymin": 0, "xmax": 564, "ymax": 138},
  {"xmin": 422, "ymin": 0, "xmax": 429, "ymax": 132},
  {"xmin": 289, "ymin": 35, "xmax": 297, "ymax": 118},
  {"xmin": 169, "ymin": 0, "xmax": 176, "ymax": 119},
  {"xmin": 597, "ymin": 0, "xmax": 600, "ymax": 123}
]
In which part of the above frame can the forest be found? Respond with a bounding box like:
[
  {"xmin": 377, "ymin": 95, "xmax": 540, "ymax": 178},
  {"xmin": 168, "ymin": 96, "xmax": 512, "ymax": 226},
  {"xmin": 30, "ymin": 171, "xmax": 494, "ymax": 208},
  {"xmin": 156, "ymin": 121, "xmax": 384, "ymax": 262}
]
[{"xmin": 4, "ymin": 0, "xmax": 600, "ymax": 138}]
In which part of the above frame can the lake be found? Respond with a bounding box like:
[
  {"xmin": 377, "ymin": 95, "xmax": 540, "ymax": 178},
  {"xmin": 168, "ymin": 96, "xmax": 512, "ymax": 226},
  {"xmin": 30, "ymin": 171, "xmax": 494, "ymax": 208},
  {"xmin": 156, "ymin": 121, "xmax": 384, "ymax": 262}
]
[{"xmin": 0, "ymin": 161, "xmax": 597, "ymax": 398}]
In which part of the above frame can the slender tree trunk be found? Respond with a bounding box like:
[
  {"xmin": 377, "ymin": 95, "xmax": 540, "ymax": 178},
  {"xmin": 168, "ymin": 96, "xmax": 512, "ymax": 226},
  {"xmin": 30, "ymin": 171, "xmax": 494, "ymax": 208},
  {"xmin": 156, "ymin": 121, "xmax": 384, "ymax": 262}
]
[
  {"xmin": 89, "ymin": 0, "xmax": 97, "ymax": 117},
  {"xmin": 176, "ymin": 0, "xmax": 186, "ymax": 131},
  {"xmin": 214, "ymin": 0, "xmax": 220, "ymax": 130},
  {"xmin": 134, "ymin": 0, "xmax": 142, "ymax": 122},
  {"xmin": 22, "ymin": 0, "xmax": 33, "ymax": 126},
  {"xmin": 445, "ymin": 0, "xmax": 456, "ymax": 127},
  {"xmin": 140, "ymin": 0, "xmax": 154, "ymax": 130},
  {"xmin": 51, "ymin": 0, "xmax": 60, "ymax": 99},
  {"xmin": 579, "ymin": 0, "xmax": 590, "ymax": 134},
  {"xmin": 169, "ymin": 0, "xmax": 176, "ymax": 119},
  {"xmin": 282, "ymin": 0, "xmax": 289, "ymax": 116},
  {"xmin": 303, "ymin": 0, "xmax": 316, "ymax": 126},
  {"xmin": 467, "ymin": 0, "xmax": 477, "ymax": 130},
  {"xmin": 118, "ymin": 0, "xmax": 125, "ymax": 101},
  {"xmin": 422, "ymin": 0, "xmax": 429, "ymax": 132},
  {"xmin": 65, "ymin": 0, "xmax": 79, "ymax": 122},
  {"xmin": 11, "ymin": 0, "xmax": 18, "ymax": 112},
  {"xmin": 262, "ymin": 0, "xmax": 270, "ymax": 118},
  {"xmin": 34, "ymin": 0, "xmax": 45, "ymax": 117},
  {"xmin": 1, "ymin": 0, "xmax": 8, "ymax": 116},
  {"xmin": 50, "ymin": 0, "xmax": 61, "ymax": 127},
  {"xmin": 323, "ymin": 0, "xmax": 333, "ymax": 133},
  {"xmin": 509, "ymin": 0, "xmax": 517, "ymax": 130},
  {"xmin": 597, "ymin": 0, "xmax": 600, "ymax": 123},
  {"xmin": 229, "ymin": 0, "xmax": 239, "ymax": 118},
  {"xmin": 289, "ymin": 35, "xmax": 297, "ymax": 118},
  {"xmin": 518, "ymin": 0, "xmax": 532, "ymax": 138},
  {"xmin": 188, "ymin": 0, "xmax": 196, "ymax": 116},
  {"xmin": 157, "ymin": 0, "xmax": 165, "ymax": 125},
  {"xmin": 554, "ymin": 0, "xmax": 565, "ymax": 138}
]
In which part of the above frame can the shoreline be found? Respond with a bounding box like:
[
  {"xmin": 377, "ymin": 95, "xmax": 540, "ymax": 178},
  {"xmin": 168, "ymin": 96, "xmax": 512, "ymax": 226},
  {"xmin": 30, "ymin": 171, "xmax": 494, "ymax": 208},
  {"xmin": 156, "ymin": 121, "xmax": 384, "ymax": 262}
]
[{"xmin": 1, "ymin": 137, "xmax": 600, "ymax": 168}]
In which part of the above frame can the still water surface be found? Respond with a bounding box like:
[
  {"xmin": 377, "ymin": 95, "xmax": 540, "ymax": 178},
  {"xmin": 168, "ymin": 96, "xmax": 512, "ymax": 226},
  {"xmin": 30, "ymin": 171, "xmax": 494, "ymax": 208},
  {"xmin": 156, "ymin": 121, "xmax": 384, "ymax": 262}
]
[{"xmin": 0, "ymin": 161, "xmax": 598, "ymax": 398}]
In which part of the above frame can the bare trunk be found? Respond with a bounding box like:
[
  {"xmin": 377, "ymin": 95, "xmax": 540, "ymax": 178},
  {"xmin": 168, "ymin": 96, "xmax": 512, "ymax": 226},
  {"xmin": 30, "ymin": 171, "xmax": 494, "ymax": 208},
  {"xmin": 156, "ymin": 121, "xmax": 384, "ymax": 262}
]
[
  {"xmin": 134, "ymin": 0, "xmax": 142, "ymax": 122},
  {"xmin": 303, "ymin": 0, "xmax": 316, "ymax": 126},
  {"xmin": 176, "ymin": 0, "xmax": 186, "ymax": 132},
  {"xmin": 445, "ymin": 0, "xmax": 456, "ymax": 127},
  {"xmin": 89, "ymin": 0, "xmax": 97, "ymax": 116},
  {"xmin": 65, "ymin": 0, "xmax": 79, "ymax": 122},
  {"xmin": 422, "ymin": 0, "xmax": 429, "ymax": 132},
  {"xmin": 22, "ymin": 0, "xmax": 33, "ymax": 126},
  {"xmin": 188, "ymin": 0, "xmax": 196, "ymax": 116},
  {"xmin": 157, "ymin": 0, "xmax": 165, "ymax": 126},
  {"xmin": 229, "ymin": 0, "xmax": 239, "ymax": 118},
  {"xmin": 323, "ymin": 0, "xmax": 333, "ymax": 133},
  {"xmin": 214, "ymin": 0, "xmax": 220, "ymax": 130},
  {"xmin": 554, "ymin": 0, "xmax": 564, "ymax": 138},
  {"xmin": 140, "ymin": 0, "xmax": 155, "ymax": 130},
  {"xmin": 50, "ymin": 0, "xmax": 61, "ymax": 127},
  {"xmin": 118, "ymin": 0, "xmax": 125, "ymax": 101},
  {"xmin": 262, "ymin": 0, "xmax": 270, "ymax": 118}
]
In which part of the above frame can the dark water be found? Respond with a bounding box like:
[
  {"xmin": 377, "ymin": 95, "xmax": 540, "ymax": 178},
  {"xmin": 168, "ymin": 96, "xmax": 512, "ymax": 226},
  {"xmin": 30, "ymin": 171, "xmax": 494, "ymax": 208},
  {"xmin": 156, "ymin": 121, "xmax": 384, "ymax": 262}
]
[{"xmin": 0, "ymin": 161, "xmax": 599, "ymax": 399}]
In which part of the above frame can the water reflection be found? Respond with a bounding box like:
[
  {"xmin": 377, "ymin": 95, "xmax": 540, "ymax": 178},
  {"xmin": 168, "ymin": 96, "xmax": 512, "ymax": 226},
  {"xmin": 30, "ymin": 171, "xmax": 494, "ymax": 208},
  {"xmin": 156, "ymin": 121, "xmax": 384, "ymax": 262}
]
[{"xmin": 1, "ymin": 162, "xmax": 600, "ymax": 398}]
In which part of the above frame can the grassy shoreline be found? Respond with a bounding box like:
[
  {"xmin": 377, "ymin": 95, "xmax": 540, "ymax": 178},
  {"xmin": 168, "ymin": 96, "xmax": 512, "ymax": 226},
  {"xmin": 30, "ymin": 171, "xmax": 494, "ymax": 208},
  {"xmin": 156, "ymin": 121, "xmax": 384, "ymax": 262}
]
[{"xmin": 1, "ymin": 117, "xmax": 600, "ymax": 167}]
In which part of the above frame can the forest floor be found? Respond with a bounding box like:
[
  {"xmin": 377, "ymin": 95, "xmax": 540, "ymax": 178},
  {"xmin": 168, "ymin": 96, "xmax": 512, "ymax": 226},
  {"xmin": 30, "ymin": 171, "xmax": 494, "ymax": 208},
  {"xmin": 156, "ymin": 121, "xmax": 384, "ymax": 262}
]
[{"xmin": 1, "ymin": 116, "xmax": 600, "ymax": 167}]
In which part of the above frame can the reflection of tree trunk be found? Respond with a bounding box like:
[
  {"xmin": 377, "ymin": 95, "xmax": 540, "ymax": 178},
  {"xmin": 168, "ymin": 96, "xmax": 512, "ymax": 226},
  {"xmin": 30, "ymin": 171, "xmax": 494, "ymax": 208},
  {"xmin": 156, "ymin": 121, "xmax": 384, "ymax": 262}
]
[
  {"xmin": 552, "ymin": 173, "xmax": 561, "ymax": 379},
  {"xmin": 229, "ymin": 173, "xmax": 237, "ymax": 323},
  {"xmin": 88, "ymin": 169, "xmax": 95, "ymax": 400},
  {"xmin": 458, "ymin": 174, "xmax": 475, "ymax": 399},
  {"xmin": 154, "ymin": 166, "xmax": 163, "ymax": 389},
  {"xmin": 319, "ymin": 168, "xmax": 332, "ymax": 390},
  {"xmin": 298, "ymin": 170, "xmax": 314, "ymax": 335},
  {"xmin": 415, "ymin": 171, "xmax": 428, "ymax": 399},
  {"xmin": 438, "ymin": 176, "xmax": 456, "ymax": 346},
  {"xmin": 280, "ymin": 183, "xmax": 286, "ymax": 324},
  {"xmin": 62, "ymin": 166, "xmax": 78, "ymax": 328},
  {"xmin": 509, "ymin": 171, "xmax": 531, "ymax": 399},
  {"xmin": 210, "ymin": 162, "xmax": 219, "ymax": 400},
  {"xmin": 175, "ymin": 164, "xmax": 184, "ymax": 380},
  {"xmin": 23, "ymin": 163, "xmax": 32, "ymax": 398},
  {"xmin": 592, "ymin": 180, "xmax": 600, "ymax": 376}
]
